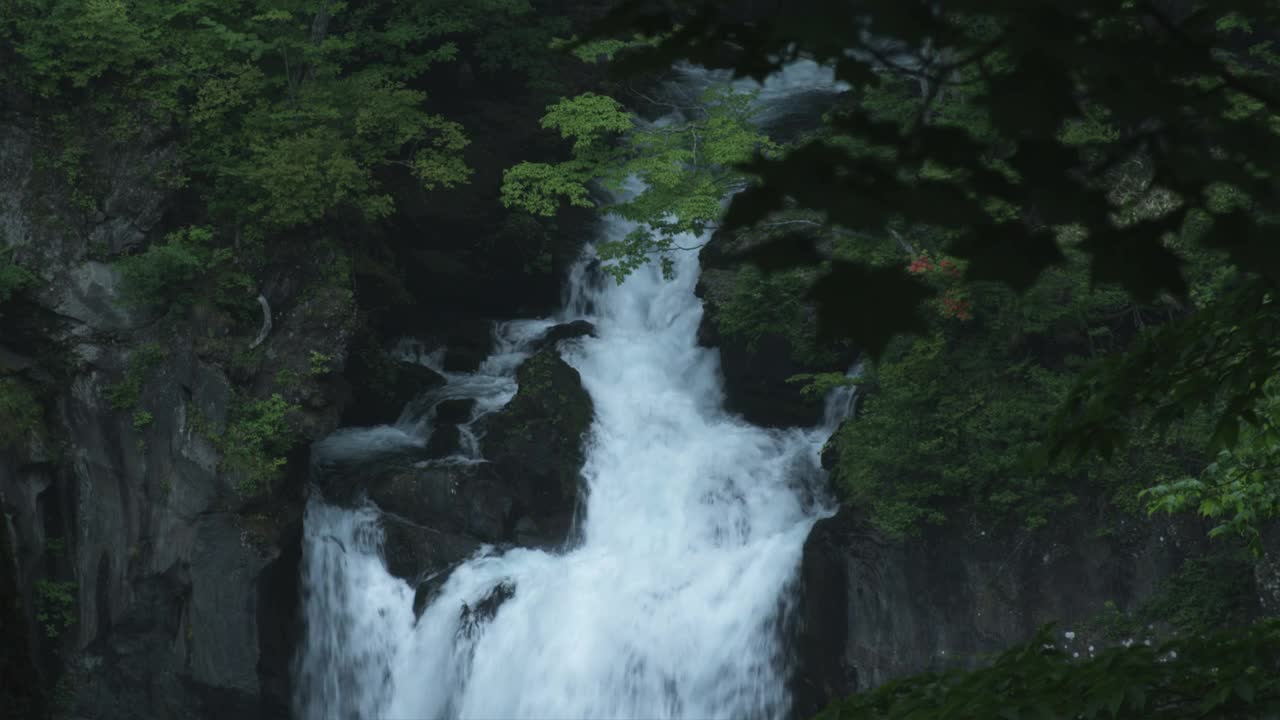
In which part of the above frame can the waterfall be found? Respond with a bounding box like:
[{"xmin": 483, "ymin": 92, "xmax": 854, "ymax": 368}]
[{"xmin": 294, "ymin": 61, "xmax": 849, "ymax": 720}]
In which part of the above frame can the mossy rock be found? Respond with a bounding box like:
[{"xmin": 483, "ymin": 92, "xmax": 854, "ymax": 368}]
[
  {"xmin": 341, "ymin": 347, "xmax": 445, "ymax": 426},
  {"xmin": 694, "ymin": 223, "xmax": 855, "ymax": 428},
  {"xmin": 367, "ymin": 462, "xmax": 513, "ymax": 543},
  {"xmin": 481, "ymin": 348, "xmax": 594, "ymax": 545}
]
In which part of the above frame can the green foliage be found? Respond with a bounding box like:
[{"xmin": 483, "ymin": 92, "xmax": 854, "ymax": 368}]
[
  {"xmin": 788, "ymin": 372, "xmax": 860, "ymax": 401},
  {"xmin": 34, "ymin": 579, "xmax": 76, "ymax": 639},
  {"xmin": 1084, "ymin": 546, "xmax": 1258, "ymax": 644},
  {"xmin": 274, "ymin": 367, "xmax": 302, "ymax": 391},
  {"xmin": 503, "ymin": 85, "xmax": 776, "ymax": 280},
  {"xmin": 5, "ymin": 0, "xmax": 152, "ymax": 95},
  {"xmin": 116, "ymin": 226, "xmax": 253, "ymax": 314},
  {"xmin": 0, "ymin": 377, "xmax": 42, "ymax": 448},
  {"xmin": 1, "ymin": 0, "xmax": 568, "ymax": 242},
  {"xmin": 0, "ymin": 247, "xmax": 37, "ymax": 304},
  {"xmin": 541, "ymin": 92, "xmax": 636, "ymax": 150},
  {"xmin": 116, "ymin": 226, "xmax": 209, "ymax": 307},
  {"xmin": 131, "ymin": 409, "xmax": 153, "ymax": 431},
  {"xmin": 554, "ymin": 33, "xmax": 662, "ymax": 64},
  {"xmin": 714, "ymin": 264, "xmax": 835, "ymax": 364},
  {"xmin": 218, "ymin": 393, "xmax": 298, "ymax": 496},
  {"xmin": 103, "ymin": 342, "xmax": 166, "ymax": 410},
  {"xmin": 816, "ymin": 620, "xmax": 1280, "ymax": 720},
  {"xmin": 592, "ymin": 1, "xmax": 1280, "ymax": 466},
  {"xmin": 45, "ymin": 537, "xmax": 65, "ymax": 557},
  {"xmin": 500, "ymin": 92, "xmax": 633, "ymax": 216},
  {"xmin": 502, "ymin": 160, "xmax": 597, "ymax": 216},
  {"xmin": 829, "ymin": 249, "xmax": 1210, "ymax": 537},
  {"xmin": 1142, "ymin": 552, "xmax": 1259, "ymax": 636},
  {"xmin": 1143, "ymin": 379, "xmax": 1280, "ymax": 554},
  {"xmin": 308, "ymin": 350, "xmax": 332, "ymax": 377}
]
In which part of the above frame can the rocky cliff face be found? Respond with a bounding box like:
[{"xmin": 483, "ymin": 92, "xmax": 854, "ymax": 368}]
[
  {"xmin": 788, "ymin": 495, "xmax": 1276, "ymax": 718},
  {"xmin": 0, "ymin": 119, "xmax": 353, "ymax": 719},
  {"xmin": 695, "ymin": 225, "xmax": 855, "ymax": 429},
  {"xmin": 315, "ymin": 345, "xmax": 595, "ymax": 617}
]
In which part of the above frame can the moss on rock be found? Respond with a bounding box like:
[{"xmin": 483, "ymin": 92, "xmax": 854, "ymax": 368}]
[{"xmin": 482, "ymin": 348, "xmax": 594, "ymax": 545}]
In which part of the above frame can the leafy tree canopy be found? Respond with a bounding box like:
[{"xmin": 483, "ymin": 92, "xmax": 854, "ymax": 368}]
[
  {"xmin": 1, "ymin": 0, "xmax": 559, "ymax": 239},
  {"xmin": 582, "ymin": 0, "xmax": 1280, "ymax": 479},
  {"xmin": 502, "ymin": 84, "xmax": 776, "ymax": 280},
  {"xmin": 565, "ymin": 5, "xmax": 1280, "ymax": 715}
]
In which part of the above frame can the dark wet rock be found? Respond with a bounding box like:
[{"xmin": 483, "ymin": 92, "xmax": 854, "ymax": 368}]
[
  {"xmin": 481, "ymin": 348, "xmax": 594, "ymax": 547},
  {"xmin": 1, "ymin": 112, "xmax": 351, "ymax": 716},
  {"xmin": 367, "ymin": 462, "xmax": 513, "ymax": 544},
  {"xmin": 442, "ymin": 321, "xmax": 495, "ymax": 373},
  {"xmin": 312, "ymin": 440, "xmax": 429, "ymax": 502},
  {"xmin": 443, "ymin": 347, "xmax": 488, "ymax": 373},
  {"xmin": 0, "ymin": 512, "xmax": 43, "ymax": 719},
  {"xmin": 694, "ymin": 229, "xmax": 854, "ymax": 428},
  {"xmin": 788, "ymin": 502, "xmax": 1225, "ymax": 717},
  {"xmin": 424, "ymin": 424, "xmax": 463, "ymax": 459},
  {"xmin": 459, "ymin": 582, "xmax": 516, "ymax": 638},
  {"xmin": 698, "ymin": 313, "xmax": 829, "ymax": 428},
  {"xmin": 342, "ymin": 349, "xmax": 446, "ymax": 427},
  {"xmin": 434, "ymin": 398, "xmax": 477, "ymax": 425},
  {"xmin": 539, "ymin": 320, "xmax": 596, "ymax": 348},
  {"xmin": 1259, "ymin": 524, "xmax": 1280, "ymax": 614},
  {"xmin": 0, "ymin": 39, "xmax": 610, "ymax": 717},
  {"xmin": 255, "ymin": 520, "xmax": 304, "ymax": 719},
  {"xmin": 381, "ymin": 517, "xmax": 481, "ymax": 585}
]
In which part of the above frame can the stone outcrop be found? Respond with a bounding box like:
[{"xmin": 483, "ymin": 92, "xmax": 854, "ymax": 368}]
[
  {"xmin": 787, "ymin": 501, "xmax": 1265, "ymax": 718},
  {"xmin": 341, "ymin": 347, "xmax": 446, "ymax": 427},
  {"xmin": 0, "ymin": 118, "xmax": 353, "ymax": 719},
  {"xmin": 695, "ymin": 226, "xmax": 854, "ymax": 428},
  {"xmin": 315, "ymin": 345, "xmax": 594, "ymax": 624},
  {"xmin": 481, "ymin": 348, "xmax": 594, "ymax": 546}
]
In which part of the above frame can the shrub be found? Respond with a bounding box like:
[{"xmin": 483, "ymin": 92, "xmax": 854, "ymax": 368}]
[
  {"xmin": 0, "ymin": 377, "xmax": 42, "ymax": 448},
  {"xmin": 103, "ymin": 342, "xmax": 166, "ymax": 410},
  {"xmin": 308, "ymin": 350, "xmax": 333, "ymax": 377},
  {"xmin": 116, "ymin": 226, "xmax": 254, "ymax": 315},
  {"xmin": 715, "ymin": 264, "xmax": 835, "ymax": 365},
  {"xmin": 219, "ymin": 393, "xmax": 298, "ymax": 496},
  {"xmin": 35, "ymin": 579, "xmax": 76, "ymax": 639},
  {"xmin": 0, "ymin": 247, "xmax": 37, "ymax": 304}
]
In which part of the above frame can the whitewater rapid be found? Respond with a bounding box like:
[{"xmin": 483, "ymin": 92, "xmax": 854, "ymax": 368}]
[{"xmin": 294, "ymin": 62, "xmax": 850, "ymax": 720}]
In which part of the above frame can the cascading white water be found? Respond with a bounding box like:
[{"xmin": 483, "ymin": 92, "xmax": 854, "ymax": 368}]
[{"xmin": 295, "ymin": 61, "xmax": 850, "ymax": 720}]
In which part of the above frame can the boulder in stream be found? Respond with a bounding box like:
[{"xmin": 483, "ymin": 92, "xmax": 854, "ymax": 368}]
[{"xmin": 481, "ymin": 347, "xmax": 594, "ymax": 547}]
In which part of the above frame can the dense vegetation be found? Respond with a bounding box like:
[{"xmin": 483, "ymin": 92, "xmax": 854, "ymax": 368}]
[
  {"xmin": 4, "ymin": 0, "xmax": 1280, "ymax": 717},
  {"xmin": 502, "ymin": 84, "xmax": 774, "ymax": 278},
  {"xmin": 0, "ymin": 0, "xmax": 593, "ymax": 493},
  {"xmin": 579, "ymin": 0, "xmax": 1280, "ymax": 716},
  {"xmin": 1, "ymin": 0, "xmax": 548, "ymax": 237},
  {"xmin": 0, "ymin": 0, "xmax": 585, "ymax": 335}
]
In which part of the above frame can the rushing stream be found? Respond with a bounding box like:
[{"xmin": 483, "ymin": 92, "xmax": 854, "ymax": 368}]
[{"xmin": 294, "ymin": 62, "xmax": 850, "ymax": 720}]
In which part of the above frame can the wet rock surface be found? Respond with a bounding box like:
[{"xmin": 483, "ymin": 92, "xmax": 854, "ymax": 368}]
[
  {"xmin": 481, "ymin": 348, "xmax": 594, "ymax": 546},
  {"xmin": 536, "ymin": 319, "xmax": 597, "ymax": 350},
  {"xmin": 367, "ymin": 462, "xmax": 514, "ymax": 544},
  {"xmin": 0, "ymin": 119, "xmax": 353, "ymax": 718},
  {"xmin": 694, "ymin": 228, "xmax": 854, "ymax": 429},
  {"xmin": 342, "ymin": 350, "xmax": 446, "ymax": 427},
  {"xmin": 787, "ymin": 502, "xmax": 1248, "ymax": 718},
  {"xmin": 315, "ymin": 344, "xmax": 595, "ymax": 631}
]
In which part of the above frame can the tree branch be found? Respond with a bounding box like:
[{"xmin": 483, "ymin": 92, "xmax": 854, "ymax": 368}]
[{"xmin": 250, "ymin": 294, "xmax": 272, "ymax": 350}]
